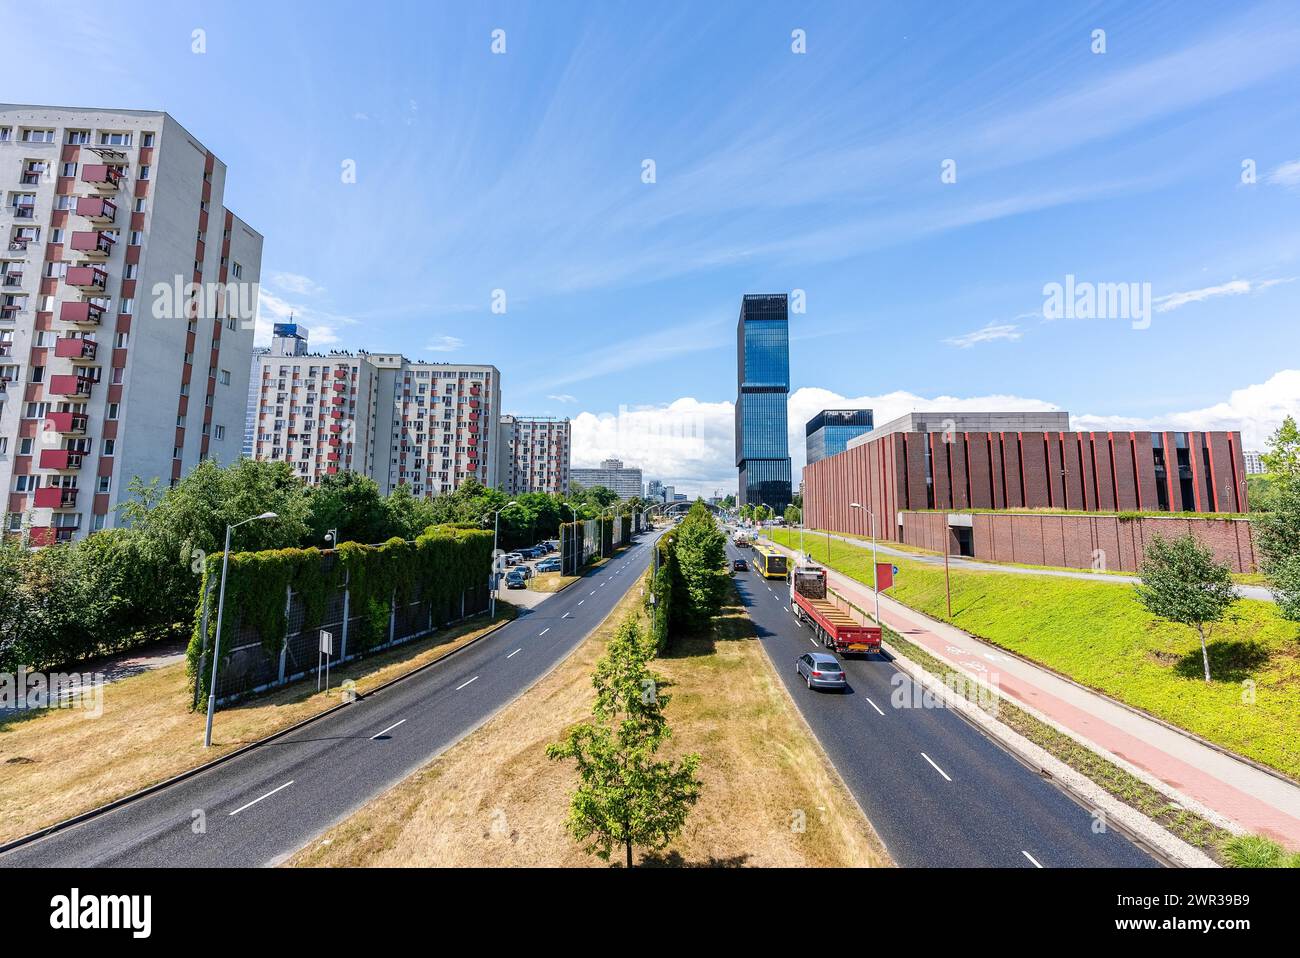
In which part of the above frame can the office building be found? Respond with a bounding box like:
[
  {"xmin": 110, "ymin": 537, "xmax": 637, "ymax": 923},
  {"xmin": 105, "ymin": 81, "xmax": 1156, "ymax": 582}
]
[
  {"xmin": 735, "ymin": 293, "xmax": 791, "ymax": 511},
  {"xmin": 571, "ymin": 457, "xmax": 643, "ymax": 499},
  {"xmin": 498, "ymin": 415, "xmax": 570, "ymax": 496},
  {"xmin": 1243, "ymin": 450, "xmax": 1266, "ymax": 475},
  {"xmin": 806, "ymin": 408, "xmax": 873, "ymax": 465},
  {"xmin": 1, "ymin": 105, "xmax": 261, "ymax": 543}
]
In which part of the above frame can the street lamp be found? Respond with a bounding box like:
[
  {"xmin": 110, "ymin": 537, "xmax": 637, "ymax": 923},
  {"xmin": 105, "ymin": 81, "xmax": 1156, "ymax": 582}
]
[
  {"xmin": 484, "ymin": 501, "xmax": 519, "ymax": 618},
  {"xmin": 205, "ymin": 511, "xmax": 278, "ymax": 748},
  {"xmin": 598, "ymin": 507, "xmax": 615, "ymax": 559},
  {"xmin": 567, "ymin": 503, "xmax": 580, "ymax": 574},
  {"xmin": 849, "ymin": 502, "xmax": 880, "ymax": 625}
]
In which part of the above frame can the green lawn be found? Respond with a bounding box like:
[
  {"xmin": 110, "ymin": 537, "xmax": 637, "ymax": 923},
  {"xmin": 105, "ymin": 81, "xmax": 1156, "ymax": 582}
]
[{"xmin": 768, "ymin": 528, "xmax": 1300, "ymax": 780}]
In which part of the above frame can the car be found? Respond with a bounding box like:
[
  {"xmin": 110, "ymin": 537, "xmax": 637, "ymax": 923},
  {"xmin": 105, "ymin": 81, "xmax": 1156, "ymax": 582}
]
[
  {"xmin": 536, "ymin": 542, "xmax": 556, "ymax": 554},
  {"xmin": 504, "ymin": 569, "xmax": 527, "ymax": 589},
  {"xmin": 536, "ymin": 558, "xmax": 562, "ymax": 573},
  {"xmin": 504, "ymin": 553, "xmax": 522, "ymax": 566},
  {"xmin": 732, "ymin": 558, "xmax": 748, "ymax": 571},
  {"xmin": 796, "ymin": 652, "xmax": 847, "ymax": 691}
]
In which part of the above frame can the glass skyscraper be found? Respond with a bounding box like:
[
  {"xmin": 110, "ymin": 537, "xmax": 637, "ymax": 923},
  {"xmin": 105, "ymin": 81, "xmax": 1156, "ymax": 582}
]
[
  {"xmin": 805, "ymin": 409, "xmax": 874, "ymax": 465},
  {"xmin": 735, "ymin": 293, "xmax": 792, "ymax": 511}
]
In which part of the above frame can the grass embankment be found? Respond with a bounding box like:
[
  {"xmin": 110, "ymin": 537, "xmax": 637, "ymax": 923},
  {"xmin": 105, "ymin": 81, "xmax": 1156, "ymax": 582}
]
[
  {"xmin": 769, "ymin": 528, "xmax": 1300, "ymax": 781},
  {"xmin": 0, "ymin": 606, "xmax": 517, "ymax": 845},
  {"xmin": 530, "ymin": 572, "xmax": 580, "ymax": 593},
  {"xmin": 290, "ymin": 582, "xmax": 889, "ymax": 868}
]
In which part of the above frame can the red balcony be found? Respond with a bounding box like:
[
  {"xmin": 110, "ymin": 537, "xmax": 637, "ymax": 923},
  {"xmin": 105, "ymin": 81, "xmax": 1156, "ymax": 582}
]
[
  {"xmin": 54, "ymin": 336, "xmax": 98, "ymax": 361},
  {"xmin": 28, "ymin": 527, "xmax": 55, "ymax": 547},
  {"xmin": 69, "ymin": 231, "xmax": 114, "ymax": 257},
  {"xmin": 59, "ymin": 301, "xmax": 104, "ymax": 325},
  {"xmin": 65, "ymin": 266, "xmax": 108, "ymax": 292},
  {"xmin": 75, "ymin": 196, "xmax": 117, "ymax": 225},
  {"xmin": 34, "ymin": 486, "xmax": 79, "ymax": 509},
  {"xmin": 331, "ymin": 395, "xmax": 345, "ymax": 405},
  {"xmin": 45, "ymin": 411, "xmax": 88, "ymax": 435},
  {"xmin": 333, "ymin": 368, "xmax": 348, "ymax": 378},
  {"xmin": 328, "ymin": 437, "xmax": 341, "ymax": 447},
  {"xmin": 39, "ymin": 449, "xmax": 84, "ymax": 470},
  {"xmin": 325, "ymin": 465, "xmax": 339, "ymax": 475},
  {"xmin": 80, "ymin": 164, "xmax": 123, "ymax": 191},
  {"xmin": 48, "ymin": 374, "xmax": 93, "ymax": 397},
  {"xmin": 330, "ymin": 409, "xmax": 343, "ymax": 419}
]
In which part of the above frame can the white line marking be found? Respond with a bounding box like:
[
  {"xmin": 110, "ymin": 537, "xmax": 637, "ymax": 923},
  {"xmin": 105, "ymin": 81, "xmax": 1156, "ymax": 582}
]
[
  {"xmin": 455, "ymin": 676, "xmax": 479, "ymax": 691},
  {"xmin": 578, "ymin": 599, "xmax": 585, "ymax": 606},
  {"xmin": 920, "ymin": 752, "xmax": 952, "ymax": 782},
  {"xmin": 809, "ymin": 636, "xmax": 819, "ymax": 647},
  {"xmin": 507, "ymin": 648, "xmax": 522, "ymax": 659},
  {"xmin": 863, "ymin": 696, "xmax": 885, "ymax": 716},
  {"xmin": 1022, "ymin": 850, "xmax": 1044, "ymax": 868},
  {"xmin": 561, "ymin": 612, "xmax": 572, "ymax": 619},
  {"xmin": 590, "ymin": 590, "xmax": 597, "ymax": 595},
  {"xmin": 229, "ymin": 780, "xmax": 294, "ymax": 816},
  {"xmin": 539, "ymin": 628, "xmax": 550, "ymax": 635},
  {"xmin": 370, "ymin": 719, "xmax": 406, "ymax": 740}
]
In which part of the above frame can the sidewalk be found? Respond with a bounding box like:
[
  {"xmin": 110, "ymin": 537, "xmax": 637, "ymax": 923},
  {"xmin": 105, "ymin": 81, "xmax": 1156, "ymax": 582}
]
[
  {"xmin": 762, "ymin": 536, "xmax": 1300, "ymax": 850},
  {"xmin": 799, "ymin": 528, "xmax": 1274, "ymax": 602}
]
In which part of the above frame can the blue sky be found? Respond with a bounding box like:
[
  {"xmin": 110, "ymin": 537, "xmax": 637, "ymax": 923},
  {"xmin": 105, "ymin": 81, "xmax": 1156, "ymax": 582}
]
[{"xmin": 10, "ymin": 0, "xmax": 1300, "ymax": 495}]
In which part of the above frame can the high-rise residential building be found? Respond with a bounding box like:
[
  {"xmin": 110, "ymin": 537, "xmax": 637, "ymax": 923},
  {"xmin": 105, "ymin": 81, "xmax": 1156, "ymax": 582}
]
[
  {"xmin": 645, "ymin": 479, "xmax": 666, "ymax": 503},
  {"xmin": 1, "ymin": 105, "xmax": 261, "ymax": 544},
  {"xmin": 571, "ymin": 456, "xmax": 643, "ymax": 499},
  {"xmin": 250, "ymin": 326, "xmax": 500, "ymax": 496},
  {"xmin": 1243, "ymin": 450, "xmax": 1266, "ymax": 475},
  {"xmin": 498, "ymin": 415, "xmax": 571, "ymax": 496},
  {"xmin": 242, "ymin": 345, "xmax": 269, "ymax": 459},
  {"xmin": 806, "ymin": 409, "xmax": 874, "ymax": 465},
  {"xmin": 735, "ymin": 293, "xmax": 791, "ymax": 511}
]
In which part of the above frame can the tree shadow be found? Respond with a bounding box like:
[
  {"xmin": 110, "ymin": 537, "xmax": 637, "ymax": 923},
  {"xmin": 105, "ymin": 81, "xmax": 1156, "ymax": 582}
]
[
  {"xmin": 637, "ymin": 849, "xmax": 751, "ymax": 868},
  {"xmin": 1173, "ymin": 639, "xmax": 1271, "ymax": 683}
]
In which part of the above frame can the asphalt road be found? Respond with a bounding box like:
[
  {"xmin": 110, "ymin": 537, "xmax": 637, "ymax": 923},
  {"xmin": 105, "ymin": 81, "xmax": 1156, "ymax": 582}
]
[
  {"xmin": 0, "ymin": 534, "xmax": 658, "ymax": 868},
  {"xmin": 726, "ymin": 539, "xmax": 1158, "ymax": 868}
]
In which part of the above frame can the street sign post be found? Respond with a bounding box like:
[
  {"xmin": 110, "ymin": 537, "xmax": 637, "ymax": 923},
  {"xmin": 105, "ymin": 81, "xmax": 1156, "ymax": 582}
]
[{"xmin": 318, "ymin": 629, "xmax": 334, "ymax": 692}]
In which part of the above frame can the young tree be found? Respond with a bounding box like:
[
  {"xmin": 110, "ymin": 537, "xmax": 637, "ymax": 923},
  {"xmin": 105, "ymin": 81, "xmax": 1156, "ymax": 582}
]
[
  {"xmin": 305, "ymin": 471, "xmax": 392, "ymax": 545},
  {"xmin": 1254, "ymin": 416, "xmax": 1300, "ymax": 622},
  {"xmin": 1262, "ymin": 415, "xmax": 1300, "ymax": 479},
  {"xmin": 1268, "ymin": 554, "xmax": 1300, "ymax": 622},
  {"xmin": 1135, "ymin": 534, "xmax": 1239, "ymax": 682},
  {"xmin": 673, "ymin": 503, "xmax": 729, "ymax": 627},
  {"xmin": 547, "ymin": 620, "xmax": 702, "ymax": 867},
  {"xmin": 784, "ymin": 504, "xmax": 802, "ymax": 525}
]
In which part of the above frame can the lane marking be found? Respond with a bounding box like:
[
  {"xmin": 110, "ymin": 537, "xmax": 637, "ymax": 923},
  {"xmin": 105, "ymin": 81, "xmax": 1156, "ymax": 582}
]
[
  {"xmin": 920, "ymin": 752, "xmax": 952, "ymax": 782},
  {"xmin": 229, "ymin": 780, "xmax": 294, "ymax": 816},
  {"xmin": 863, "ymin": 696, "xmax": 885, "ymax": 716},
  {"xmin": 561, "ymin": 612, "xmax": 573, "ymax": 619},
  {"xmin": 808, "ymin": 636, "xmax": 819, "ymax": 647},
  {"xmin": 370, "ymin": 719, "xmax": 406, "ymax": 740},
  {"xmin": 507, "ymin": 648, "xmax": 522, "ymax": 659},
  {"xmin": 590, "ymin": 590, "xmax": 597, "ymax": 596},
  {"xmin": 539, "ymin": 627, "xmax": 550, "ymax": 636},
  {"xmin": 1022, "ymin": 850, "xmax": 1044, "ymax": 868},
  {"xmin": 455, "ymin": 676, "xmax": 479, "ymax": 691},
  {"xmin": 578, "ymin": 599, "xmax": 585, "ymax": 606}
]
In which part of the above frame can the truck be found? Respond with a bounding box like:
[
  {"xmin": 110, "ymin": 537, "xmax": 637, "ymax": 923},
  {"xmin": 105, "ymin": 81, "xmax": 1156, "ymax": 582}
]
[{"xmin": 788, "ymin": 563, "xmax": 882, "ymax": 656}]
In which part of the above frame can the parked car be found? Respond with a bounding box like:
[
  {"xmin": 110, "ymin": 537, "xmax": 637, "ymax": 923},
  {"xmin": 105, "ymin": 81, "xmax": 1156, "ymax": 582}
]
[
  {"xmin": 732, "ymin": 558, "xmax": 748, "ymax": 572},
  {"xmin": 796, "ymin": 652, "xmax": 847, "ymax": 691},
  {"xmin": 535, "ymin": 542, "xmax": 556, "ymax": 554},
  {"xmin": 504, "ymin": 553, "xmax": 522, "ymax": 566},
  {"xmin": 505, "ymin": 569, "xmax": 527, "ymax": 590},
  {"xmin": 536, "ymin": 558, "xmax": 562, "ymax": 573}
]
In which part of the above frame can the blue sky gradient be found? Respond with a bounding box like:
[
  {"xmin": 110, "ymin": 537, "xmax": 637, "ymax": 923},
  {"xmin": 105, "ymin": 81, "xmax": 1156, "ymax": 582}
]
[{"xmin": 9, "ymin": 0, "xmax": 1300, "ymax": 494}]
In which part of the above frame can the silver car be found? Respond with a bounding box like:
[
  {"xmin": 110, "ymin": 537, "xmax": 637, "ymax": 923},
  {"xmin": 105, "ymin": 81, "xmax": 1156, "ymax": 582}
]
[{"xmin": 796, "ymin": 652, "xmax": 846, "ymax": 691}]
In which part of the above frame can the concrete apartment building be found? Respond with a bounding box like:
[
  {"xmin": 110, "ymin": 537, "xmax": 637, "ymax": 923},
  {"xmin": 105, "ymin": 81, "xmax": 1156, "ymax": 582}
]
[
  {"xmin": 498, "ymin": 414, "xmax": 570, "ymax": 496},
  {"xmin": 0, "ymin": 105, "xmax": 261, "ymax": 544},
  {"xmin": 251, "ymin": 324, "xmax": 501, "ymax": 496},
  {"xmin": 571, "ymin": 457, "xmax": 643, "ymax": 499}
]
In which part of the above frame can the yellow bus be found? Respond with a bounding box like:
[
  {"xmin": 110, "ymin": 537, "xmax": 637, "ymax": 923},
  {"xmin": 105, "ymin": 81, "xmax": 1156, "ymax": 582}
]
[{"xmin": 753, "ymin": 545, "xmax": 789, "ymax": 580}]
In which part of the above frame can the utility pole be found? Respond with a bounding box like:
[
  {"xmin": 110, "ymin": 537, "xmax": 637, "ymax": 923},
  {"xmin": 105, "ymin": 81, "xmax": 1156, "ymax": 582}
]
[{"xmin": 944, "ymin": 511, "xmax": 952, "ymax": 619}]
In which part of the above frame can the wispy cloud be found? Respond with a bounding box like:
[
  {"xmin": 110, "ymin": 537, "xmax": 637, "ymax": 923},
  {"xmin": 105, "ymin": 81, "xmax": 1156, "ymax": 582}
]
[
  {"xmin": 943, "ymin": 322, "xmax": 1023, "ymax": 348},
  {"xmin": 1266, "ymin": 159, "xmax": 1300, "ymax": 188},
  {"xmin": 425, "ymin": 335, "xmax": 464, "ymax": 353},
  {"xmin": 267, "ymin": 271, "xmax": 326, "ymax": 296},
  {"xmin": 1154, "ymin": 277, "xmax": 1294, "ymax": 313},
  {"xmin": 548, "ymin": 393, "xmax": 578, "ymax": 403}
]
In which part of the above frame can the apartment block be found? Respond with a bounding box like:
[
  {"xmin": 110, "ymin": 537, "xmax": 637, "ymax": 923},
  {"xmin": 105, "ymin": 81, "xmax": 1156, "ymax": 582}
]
[
  {"xmin": 250, "ymin": 325, "xmax": 500, "ymax": 496},
  {"xmin": 498, "ymin": 415, "xmax": 571, "ymax": 496},
  {"xmin": 0, "ymin": 105, "xmax": 261, "ymax": 544},
  {"xmin": 571, "ymin": 457, "xmax": 643, "ymax": 499}
]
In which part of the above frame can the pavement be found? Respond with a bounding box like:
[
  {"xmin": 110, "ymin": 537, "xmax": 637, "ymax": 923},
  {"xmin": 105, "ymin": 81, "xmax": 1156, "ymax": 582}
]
[
  {"xmin": 788, "ymin": 528, "xmax": 1275, "ymax": 602},
  {"xmin": 725, "ymin": 539, "xmax": 1157, "ymax": 868},
  {"xmin": 760, "ymin": 534, "xmax": 1300, "ymax": 851},
  {"xmin": 0, "ymin": 534, "xmax": 659, "ymax": 868},
  {"xmin": 0, "ymin": 640, "xmax": 187, "ymax": 721}
]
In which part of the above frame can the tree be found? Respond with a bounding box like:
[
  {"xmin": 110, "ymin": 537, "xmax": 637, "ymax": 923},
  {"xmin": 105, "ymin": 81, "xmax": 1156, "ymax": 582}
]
[
  {"xmin": 1268, "ymin": 554, "xmax": 1300, "ymax": 622},
  {"xmin": 1135, "ymin": 534, "xmax": 1239, "ymax": 682},
  {"xmin": 672, "ymin": 502, "xmax": 729, "ymax": 627},
  {"xmin": 1254, "ymin": 416, "xmax": 1300, "ymax": 622},
  {"xmin": 305, "ymin": 471, "xmax": 392, "ymax": 545},
  {"xmin": 547, "ymin": 619, "xmax": 702, "ymax": 867},
  {"xmin": 784, "ymin": 504, "xmax": 802, "ymax": 525},
  {"xmin": 1262, "ymin": 415, "xmax": 1300, "ymax": 479}
]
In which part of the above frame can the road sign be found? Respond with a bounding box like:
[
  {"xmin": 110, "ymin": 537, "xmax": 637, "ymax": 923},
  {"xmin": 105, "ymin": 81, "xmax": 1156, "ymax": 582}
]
[
  {"xmin": 318, "ymin": 630, "xmax": 334, "ymax": 692},
  {"xmin": 319, "ymin": 630, "xmax": 334, "ymax": 655}
]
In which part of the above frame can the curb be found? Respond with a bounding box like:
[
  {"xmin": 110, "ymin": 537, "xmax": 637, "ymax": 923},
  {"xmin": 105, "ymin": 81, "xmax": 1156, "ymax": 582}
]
[{"xmin": 0, "ymin": 611, "xmax": 516, "ymax": 858}]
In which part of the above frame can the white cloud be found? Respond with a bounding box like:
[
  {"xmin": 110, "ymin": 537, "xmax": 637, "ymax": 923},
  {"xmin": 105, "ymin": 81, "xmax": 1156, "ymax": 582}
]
[
  {"xmin": 1153, "ymin": 276, "xmax": 1293, "ymax": 313},
  {"xmin": 267, "ymin": 271, "xmax": 326, "ymax": 297},
  {"xmin": 1266, "ymin": 159, "xmax": 1300, "ymax": 188},
  {"xmin": 942, "ymin": 322, "xmax": 1023, "ymax": 348},
  {"xmin": 425, "ymin": 335, "xmax": 463, "ymax": 353},
  {"xmin": 548, "ymin": 393, "xmax": 578, "ymax": 403}
]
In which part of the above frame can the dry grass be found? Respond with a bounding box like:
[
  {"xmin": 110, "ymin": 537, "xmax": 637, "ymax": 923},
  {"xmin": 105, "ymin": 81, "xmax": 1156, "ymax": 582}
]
[
  {"xmin": 0, "ymin": 607, "xmax": 516, "ymax": 845},
  {"xmin": 288, "ymin": 584, "xmax": 891, "ymax": 868},
  {"xmin": 530, "ymin": 572, "xmax": 580, "ymax": 593}
]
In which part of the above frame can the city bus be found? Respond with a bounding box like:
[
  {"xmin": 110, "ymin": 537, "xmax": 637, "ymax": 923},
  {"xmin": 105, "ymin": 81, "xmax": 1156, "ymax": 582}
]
[{"xmin": 753, "ymin": 544, "xmax": 789, "ymax": 580}]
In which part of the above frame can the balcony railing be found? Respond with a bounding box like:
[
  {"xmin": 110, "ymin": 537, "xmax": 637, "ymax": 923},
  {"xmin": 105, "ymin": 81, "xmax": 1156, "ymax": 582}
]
[
  {"xmin": 34, "ymin": 486, "xmax": 79, "ymax": 509},
  {"xmin": 59, "ymin": 301, "xmax": 105, "ymax": 325},
  {"xmin": 80, "ymin": 164, "xmax": 123, "ymax": 191},
  {"xmin": 65, "ymin": 265, "xmax": 108, "ymax": 292},
  {"xmin": 2, "ymin": 271, "xmax": 23, "ymax": 287},
  {"xmin": 47, "ymin": 374, "xmax": 93, "ymax": 397},
  {"xmin": 69, "ymin": 231, "xmax": 114, "ymax": 257},
  {"xmin": 75, "ymin": 196, "xmax": 117, "ymax": 225},
  {"xmin": 38, "ymin": 449, "xmax": 84, "ymax": 470},
  {"xmin": 10, "ymin": 204, "xmax": 35, "ymax": 220},
  {"xmin": 54, "ymin": 336, "xmax": 98, "ymax": 361},
  {"xmin": 45, "ymin": 411, "xmax": 88, "ymax": 434}
]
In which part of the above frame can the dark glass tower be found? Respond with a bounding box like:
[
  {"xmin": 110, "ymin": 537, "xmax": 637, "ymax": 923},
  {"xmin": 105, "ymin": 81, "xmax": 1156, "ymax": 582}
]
[
  {"xmin": 805, "ymin": 409, "xmax": 874, "ymax": 465},
  {"xmin": 735, "ymin": 293, "xmax": 792, "ymax": 511}
]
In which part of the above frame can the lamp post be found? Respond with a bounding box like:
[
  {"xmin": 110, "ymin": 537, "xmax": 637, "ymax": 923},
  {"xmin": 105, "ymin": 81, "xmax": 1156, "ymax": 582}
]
[
  {"xmin": 204, "ymin": 511, "xmax": 278, "ymax": 748},
  {"xmin": 599, "ymin": 507, "xmax": 615, "ymax": 559},
  {"xmin": 485, "ymin": 501, "xmax": 519, "ymax": 618},
  {"xmin": 849, "ymin": 502, "xmax": 880, "ymax": 624},
  {"xmin": 567, "ymin": 503, "xmax": 580, "ymax": 574}
]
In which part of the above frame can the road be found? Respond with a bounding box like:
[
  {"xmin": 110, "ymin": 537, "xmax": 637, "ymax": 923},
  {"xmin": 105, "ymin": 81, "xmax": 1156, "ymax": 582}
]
[
  {"xmin": 726, "ymin": 539, "xmax": 1158, "ymax": 868},
  {"xmin": 0, "ymin": 534, "xmax": 659, "ymax": 868}
]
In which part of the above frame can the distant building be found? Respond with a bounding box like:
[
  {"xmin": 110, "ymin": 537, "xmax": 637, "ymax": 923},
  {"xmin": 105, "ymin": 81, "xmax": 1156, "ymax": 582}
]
[
  {"xmin": 806, "ymin": 409, "xmax": 874, "ymax": 465},
  {"xmin": 498, "ymin": 415, "xmax": 571, "ymax": 496},
  {"xmin": 735, "ymin": 293, "xmax": 792, "ymax": 511},
  {"xmin": 645, "ymin": 479, "xmax": 666, "ymax": 503},
  {"xmin": 1243, "ymin": 450, "xmax": 1266, "ymax": 475},
  {"xmin": 571, "ymin": 457, "xmax": 643, "ymax": 499},
  {"xmin": 243, "ymin": 346, "xmax": 270, "ymax": 458}
]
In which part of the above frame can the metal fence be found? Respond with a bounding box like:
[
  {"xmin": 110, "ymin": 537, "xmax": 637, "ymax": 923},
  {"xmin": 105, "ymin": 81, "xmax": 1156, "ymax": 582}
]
[{"xmin": 194, "ymin": 550, "xmax": 490, "ymax": 707}]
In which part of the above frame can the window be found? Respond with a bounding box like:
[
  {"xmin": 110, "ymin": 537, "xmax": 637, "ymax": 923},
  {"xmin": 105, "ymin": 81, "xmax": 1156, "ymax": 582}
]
[
  {"xmin": 115, "ymin": 332, "xmax": 129, "ymax": 348},
  {"xmin": 50, "ymin": 229, "xmax": 63, "ymax": 244},
  {"xmin": 98, "ymin": 131, "xmax": 132, "ymax": 147},
  {"xmin": 134, "ymin": 198, "xmax": 146, "ymax": 213},
  {"xmin": 119, "ymin": 298, "xmax": 133, "ymax": 315},
  {"xmin": 92, "ymin": 514, "xmax": 107, "ymax": 531},
  {"xmin": 124, "ymin": 264, "xmax": 138, "ymax": 280},
  {"xmin": 22, "ymin": 129, "xmax": 55, "ymax": 143},
  {"xmin": 18, "ymin": 438, "xmax": 34, "ymax": 456},
  {"xmin": 141, "ymin": 132, "xmax": 155, "ymax": 147},
  {"xmin": 230, "ymin": 262, "xmax": 243, "ymax": 279},
  {"xmin": 0, "ymin": 437, "xmax": 6, "ymax": 455},
  {"xmin": 106, "ymin": 403, "xmax": 119, "ymax": 420},
  {"xmin": 214, "ymin": 425, "xmax": 225, "ymax": 440},
  {"xmin": 129, "ymin": 231, "xmax": 143, "ymax": 246},
  {"xmin": 219, "ymin": 369, "xmax": 231, "ymax": 385},
  {"xmin": 66, "ymin": 130, "xmax": 90, "ymax": 145},
  {"xmin": 138, "ymin": 165, "xmax": 150, "ymax": 180},
  {"xmin": 103, "ymin": 439, "xmax": 115, "ymax": 456},
  {"xmin": 97, "ymin": 476, "xmax": 111, "ymax": 493},
  {"xmin": 0, "ymin": 128, "xmax": 10, "ymax": 142}
]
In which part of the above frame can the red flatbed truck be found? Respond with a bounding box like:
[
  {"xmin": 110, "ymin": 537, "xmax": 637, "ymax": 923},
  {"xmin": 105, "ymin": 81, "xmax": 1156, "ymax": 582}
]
[{"xmin": 788, "ymin": 563, "xmax": 882, "ymax": 656}]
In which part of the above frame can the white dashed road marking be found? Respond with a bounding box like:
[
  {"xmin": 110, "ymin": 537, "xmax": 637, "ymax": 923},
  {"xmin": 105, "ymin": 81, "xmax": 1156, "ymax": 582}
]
[
  {"xmin": 507, "ymin": 648, "xmax": 522, "ymax": 659},
  {"xmin": 455, "ymin": 676, "xmax": 479, "ymax": 691},
  {"xmin": 229, "ymin": 781, "xmax": 294, "ymax": 816},
  {"xmin": 370, "ymin": 719, "xmax": 406, "ymax": 740},
  {"xmin": 920, "ymin": 752, "xmax": 952, "ymax": 782},
  {"xmin": 1022, "ymin": 850, "xmax": 1044, "ymax": 868}
]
